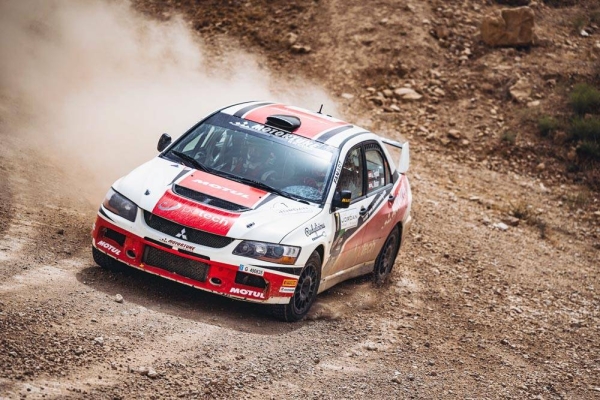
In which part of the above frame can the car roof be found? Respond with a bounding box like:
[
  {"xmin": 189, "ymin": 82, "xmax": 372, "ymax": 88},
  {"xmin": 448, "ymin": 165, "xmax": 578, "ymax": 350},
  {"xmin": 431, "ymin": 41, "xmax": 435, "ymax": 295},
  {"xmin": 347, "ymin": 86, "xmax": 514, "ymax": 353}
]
[{"xmin": 220, "ymin": 101, "xmax": 374, "ymax": 148}]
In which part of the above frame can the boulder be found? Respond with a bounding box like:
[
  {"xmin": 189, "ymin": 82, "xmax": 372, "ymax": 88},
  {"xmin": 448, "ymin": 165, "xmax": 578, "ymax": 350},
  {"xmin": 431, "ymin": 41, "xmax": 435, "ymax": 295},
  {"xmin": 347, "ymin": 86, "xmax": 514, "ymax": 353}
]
[
  {"xmin": 481, "ymin": 7, "xmax": 535, "ymax": 47},
  {"xmin": 509, "ymin": 78, "xmax": 531, "ymax": 103}
]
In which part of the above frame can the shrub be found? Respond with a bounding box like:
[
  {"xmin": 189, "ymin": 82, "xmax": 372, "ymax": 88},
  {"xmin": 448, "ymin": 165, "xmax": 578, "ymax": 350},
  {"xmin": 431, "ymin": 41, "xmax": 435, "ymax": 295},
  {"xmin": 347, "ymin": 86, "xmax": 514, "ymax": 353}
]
[
  {"xmin": 571, "ymin": 14, "xmax": 588, "ymax": 32},
  {"xmin": 569, "ymin": 116, "xmax": 600, "ymax": 142},
  {"xmin": 501, "ymin": 131, "xmax": 517, "ymax": 144},
  {"xmin": 576, "ymin": 140, "xmax": 600, "ymax": 160},
  {"xmin": 538, "ymin": 116, "xmax": 559, "ymax": 137},
  {"xmin": 569, "ymin": 83, "xmax": 600, "ymax": 115}
]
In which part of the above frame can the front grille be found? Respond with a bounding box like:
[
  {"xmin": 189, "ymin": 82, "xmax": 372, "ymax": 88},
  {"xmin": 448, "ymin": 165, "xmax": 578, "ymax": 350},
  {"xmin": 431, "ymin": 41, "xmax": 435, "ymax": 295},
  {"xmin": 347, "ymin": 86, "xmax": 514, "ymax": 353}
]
[
  {"xmin": 143, "ymin": 245, "xmax": 209, "ymax": 282},
  {"xmin": 144, "ymin": 211, "xmax": 234, "ymax": 248},
  {"xmin": 173, "ymin": 185, "xmax": 249, "ymax": 212}
]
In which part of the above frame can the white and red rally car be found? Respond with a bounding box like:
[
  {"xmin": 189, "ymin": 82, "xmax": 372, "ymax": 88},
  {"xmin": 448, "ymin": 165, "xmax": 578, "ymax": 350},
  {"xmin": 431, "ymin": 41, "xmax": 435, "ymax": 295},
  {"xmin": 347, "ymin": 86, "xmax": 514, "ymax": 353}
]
[{"xmin": 92, "ymin": 101, "xmax": 412, "ymax": 321}]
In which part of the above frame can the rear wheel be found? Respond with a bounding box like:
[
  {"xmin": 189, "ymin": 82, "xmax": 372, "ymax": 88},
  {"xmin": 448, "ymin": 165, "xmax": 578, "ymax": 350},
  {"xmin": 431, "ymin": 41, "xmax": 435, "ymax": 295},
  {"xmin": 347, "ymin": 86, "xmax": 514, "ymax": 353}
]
[
  {"xmin": 272, "ymin": 251, "xmax": 321, "ymax": 322},
  {"xmin": 92, "ymin": 246, "xmax": 126, "ymax": 272},
  {"xmin": 373, "ymin": 226, "xmax": 400, "ymax": 285}
]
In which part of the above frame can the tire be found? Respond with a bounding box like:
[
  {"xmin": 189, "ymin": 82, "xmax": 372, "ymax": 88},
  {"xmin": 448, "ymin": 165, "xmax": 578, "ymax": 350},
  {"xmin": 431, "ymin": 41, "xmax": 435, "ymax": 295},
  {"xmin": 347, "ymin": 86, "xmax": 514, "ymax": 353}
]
[
  {"xmin": 272, "ymin": 251, "xmax": 321, "ymax": 322},
  {"xmin": 373, "ymin": 226, "xmax": 400, "ymax": 285},
  {"xmin": 92, "ymin": 246, "xmax": 126, "ymax": 272}
]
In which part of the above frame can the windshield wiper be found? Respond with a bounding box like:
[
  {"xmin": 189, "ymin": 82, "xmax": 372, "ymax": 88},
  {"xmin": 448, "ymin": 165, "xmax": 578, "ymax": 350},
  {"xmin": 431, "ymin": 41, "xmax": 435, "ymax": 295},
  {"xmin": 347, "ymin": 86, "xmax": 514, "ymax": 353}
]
[
  {"xmin": 234, "ymin": 176, "xmax": 310, "ymax": 204},
  {"xmin": 171, "ymin": 151, "xmax": 211, "ymax": 173}
]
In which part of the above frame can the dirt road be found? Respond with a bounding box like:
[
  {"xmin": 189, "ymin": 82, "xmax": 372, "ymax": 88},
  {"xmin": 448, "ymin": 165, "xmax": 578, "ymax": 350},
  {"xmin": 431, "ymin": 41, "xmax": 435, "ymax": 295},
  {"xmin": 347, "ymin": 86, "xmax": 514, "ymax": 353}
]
[{"xmin": 1, "ymin": 127, "xmax": 598, "ymax": 399}]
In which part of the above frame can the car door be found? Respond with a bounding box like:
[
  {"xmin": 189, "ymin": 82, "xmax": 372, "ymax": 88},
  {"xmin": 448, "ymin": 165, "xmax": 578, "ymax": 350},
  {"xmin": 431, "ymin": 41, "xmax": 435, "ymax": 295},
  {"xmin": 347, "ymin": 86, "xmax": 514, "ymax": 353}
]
[
  {"xmin": 355, "ymin": 142, "xmax": 397, "ymax": 264},
  {"xmin": 325, "ymin": 145, "xmax": 374, "ymax": 276}
]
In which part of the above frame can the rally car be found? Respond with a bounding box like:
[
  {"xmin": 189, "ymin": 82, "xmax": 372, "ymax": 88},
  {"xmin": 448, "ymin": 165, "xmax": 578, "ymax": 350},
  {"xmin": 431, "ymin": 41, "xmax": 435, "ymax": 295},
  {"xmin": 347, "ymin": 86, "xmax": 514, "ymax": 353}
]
[{"xmin": 92, "ymin": 101, "xmax": 412, "ymax": 321}]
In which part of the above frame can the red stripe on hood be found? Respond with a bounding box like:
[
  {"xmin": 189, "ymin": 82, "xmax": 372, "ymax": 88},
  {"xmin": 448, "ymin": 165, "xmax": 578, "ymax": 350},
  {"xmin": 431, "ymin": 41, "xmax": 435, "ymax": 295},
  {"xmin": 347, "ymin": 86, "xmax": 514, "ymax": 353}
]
[
  {"xmin": 152, "ymin": 190, "xmax": 239, "ymax": 236},
  {"xmin": 178, "ymin": 171, "xmax": 267, "ymax": 209},
  {"xmin": 243, "ymin": 104, "xmax": 347, "ymax": 139}
]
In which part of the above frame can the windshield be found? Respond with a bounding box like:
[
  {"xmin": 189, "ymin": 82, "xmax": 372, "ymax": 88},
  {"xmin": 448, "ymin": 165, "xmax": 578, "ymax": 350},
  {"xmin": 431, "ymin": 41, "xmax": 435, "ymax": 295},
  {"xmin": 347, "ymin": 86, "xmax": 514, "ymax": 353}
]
[{"xmin": 164, "ymin": 112, "xmax": 338, "ymax": 204}]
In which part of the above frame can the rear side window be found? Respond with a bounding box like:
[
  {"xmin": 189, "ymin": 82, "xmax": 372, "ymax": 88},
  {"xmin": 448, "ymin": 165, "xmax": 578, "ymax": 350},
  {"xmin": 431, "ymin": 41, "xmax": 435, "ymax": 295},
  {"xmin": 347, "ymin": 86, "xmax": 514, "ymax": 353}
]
[{"xmin": 365, "ymin": 145, "xmax": 390, "ymax": 194}]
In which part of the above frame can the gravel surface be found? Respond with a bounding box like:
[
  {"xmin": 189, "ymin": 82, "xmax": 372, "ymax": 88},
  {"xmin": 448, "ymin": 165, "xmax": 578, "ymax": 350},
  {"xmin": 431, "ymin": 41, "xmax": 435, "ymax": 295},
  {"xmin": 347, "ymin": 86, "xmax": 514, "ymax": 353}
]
[{"xmin": 1, "ymin": 0, "xmax": 599, "ymax": 399}]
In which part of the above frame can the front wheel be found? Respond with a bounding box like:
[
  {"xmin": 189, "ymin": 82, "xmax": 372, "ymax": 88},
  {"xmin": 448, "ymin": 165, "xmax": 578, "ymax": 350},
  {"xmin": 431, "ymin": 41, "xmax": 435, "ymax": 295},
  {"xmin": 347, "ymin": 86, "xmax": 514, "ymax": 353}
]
[
  {"xmin": 373, "ymin": 226, "xmax": 400, "ymax": 285},
  {"xmin": 272, "ymin": 251, "xmax": 321, "ymax": 322}
]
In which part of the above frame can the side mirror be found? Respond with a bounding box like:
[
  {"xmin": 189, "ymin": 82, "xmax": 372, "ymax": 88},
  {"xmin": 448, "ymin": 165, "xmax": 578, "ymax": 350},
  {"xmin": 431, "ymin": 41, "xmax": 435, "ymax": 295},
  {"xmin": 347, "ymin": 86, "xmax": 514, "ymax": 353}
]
[
  {"xmin": 332, "ymin": 190, "xmax": 352, "ymax": 209},
  {"xmin": 157, "ymin": 133, "xmax": 171, "ymax": 152}
]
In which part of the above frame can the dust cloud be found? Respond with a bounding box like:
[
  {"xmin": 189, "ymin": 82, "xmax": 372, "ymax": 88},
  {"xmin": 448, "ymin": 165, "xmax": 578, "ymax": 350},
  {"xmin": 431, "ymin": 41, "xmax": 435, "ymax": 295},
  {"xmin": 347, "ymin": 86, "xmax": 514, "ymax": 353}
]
[{"xmin": 0, "ymin": 0, "xmax": 336, "ymax": 200}]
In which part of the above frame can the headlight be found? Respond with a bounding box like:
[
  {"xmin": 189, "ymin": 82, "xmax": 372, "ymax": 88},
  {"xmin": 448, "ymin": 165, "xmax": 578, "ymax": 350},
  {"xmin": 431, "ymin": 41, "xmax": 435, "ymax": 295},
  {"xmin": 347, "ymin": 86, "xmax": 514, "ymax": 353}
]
[
  {"xmin": 102, "ymin": 188, "xmax": 138, "ymax": 222},
  {"xmin": 233, "ymin": 241, "xmax": 300, "ymax": 265}
]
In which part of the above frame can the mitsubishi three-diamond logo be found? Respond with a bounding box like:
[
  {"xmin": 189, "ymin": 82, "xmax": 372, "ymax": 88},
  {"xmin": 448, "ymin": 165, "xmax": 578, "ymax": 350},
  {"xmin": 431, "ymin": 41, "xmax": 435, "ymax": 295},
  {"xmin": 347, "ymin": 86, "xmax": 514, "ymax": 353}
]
[{"xmin": 175, "ymin": 228, "xmax": 188, "ymax": 240}]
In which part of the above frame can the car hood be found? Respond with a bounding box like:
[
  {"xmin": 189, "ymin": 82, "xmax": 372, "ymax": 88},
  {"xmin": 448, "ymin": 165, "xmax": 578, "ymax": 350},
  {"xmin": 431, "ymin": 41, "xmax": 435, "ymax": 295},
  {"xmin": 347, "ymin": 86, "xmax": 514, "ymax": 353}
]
[{"xmin": 113, "ymin": 157, "xmax": 322, "ymax": 242}]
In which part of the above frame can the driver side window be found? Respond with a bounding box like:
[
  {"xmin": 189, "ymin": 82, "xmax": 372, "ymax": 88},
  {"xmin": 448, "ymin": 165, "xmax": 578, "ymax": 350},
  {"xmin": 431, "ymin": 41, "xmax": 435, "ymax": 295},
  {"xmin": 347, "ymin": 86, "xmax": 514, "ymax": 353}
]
[{"xmin": 337, "ymin": 147, "xmax": 364, "ymax": 200}]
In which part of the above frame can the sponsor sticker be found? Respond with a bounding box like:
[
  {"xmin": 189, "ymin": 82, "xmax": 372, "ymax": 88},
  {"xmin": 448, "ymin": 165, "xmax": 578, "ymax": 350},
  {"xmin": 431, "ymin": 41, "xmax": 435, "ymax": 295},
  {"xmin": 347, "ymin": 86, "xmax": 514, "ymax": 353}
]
[
  {"xmin": 271, "ymin": 202, "xmax": 312, "ymax": 214},
  {"xmin": 229, "ymin": 287, "xmax": 265, "ymax": 299},
  {"xmin": 282, "ymin": 279, "xmax": 297, "ymax": 287},
  {"xmin": 305, "ymin": 222, "xmax": 326, "ymax": 241},
  {"xmin": 160, "ymin": 237, "xmax": 196, "ymax": 252},
  {"xmin": 230, "ymin": 121, "xmax": 326, "ymax": 150},
  {"xmin": 338, "ymin": 209, "xmax": 359, "ymax": 230},
  {"xmin": 97, "ymin": 240, "xmax": 121, "ymax": 256},
  {"xmin": 332, "ymin": 160, "xmax": 343, "ymax": 184},
  {"xmin": 239, "ymin": 264, "xmax": 264, "ymax": 276},
  {"xmin": 192, "ymin": 179, "xmax": 250, "ymax": 199},
  {"xmin": 279, "ymin": 287, "xmax": 295, "ymax": 294},
  {"xmin": 305, "ymin": 222, "xmax": 325, "ymax": 236}
]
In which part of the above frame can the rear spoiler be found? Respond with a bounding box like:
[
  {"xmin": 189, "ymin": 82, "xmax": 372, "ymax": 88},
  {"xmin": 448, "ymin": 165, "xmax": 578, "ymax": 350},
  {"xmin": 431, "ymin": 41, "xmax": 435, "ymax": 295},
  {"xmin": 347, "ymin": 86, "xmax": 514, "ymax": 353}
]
[{"xmin": 381, "ymin": 138, "xmax": 409, "ymax": 174}]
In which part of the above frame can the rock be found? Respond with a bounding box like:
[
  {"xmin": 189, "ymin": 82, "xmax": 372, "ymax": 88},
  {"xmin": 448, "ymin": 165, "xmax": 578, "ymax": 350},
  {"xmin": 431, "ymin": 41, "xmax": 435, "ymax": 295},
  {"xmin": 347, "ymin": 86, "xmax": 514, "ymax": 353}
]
[
  {"xmin": 74, "ymin": 347, "xmax": 84, "ymax": 355},
  {"xmin": 147, "ymin": 368, "xmax": 158, "ymax": 379},
  {"xmin": 481, "ymin": 7, "xmax": 535, "ymax": 47},
  {"xmin": 138, "ymin": 366, "xmax": 149, "ymax": 376},
  {"xmin": 341, "ymin": 93, "xmax": 354, "ymax": 99},
  {"xmin": 434, "ymin": 26, "xmax": 450, "ymax": 40},
  {"xmin": 290, "ymin": 44, "xmax": 311, "ymax": 54},
  {"xmin": 493, "ymin": 222, "xmax": 509, "ymax": 231},
  {"xmin": 394, "ymin": 88, "xmax": 422, "ymax": 101},
  {"xmin": 382, "ymin": 89, "xmax": 394, "ymax": 98},
  {"xmin": 461, "ymin": 139, "xmax": 470, "ymax": 146},
  {"xmin": 94, "ymin": 337, "xmax": 104, "ymax": 345},
  {"xmin": 114, "ymin": 294, "xmax": 124, "ymax": 303},
  {"xmin": 368, "ymin": 96, "xmax": 384, "ymax": 106},
  {"xmin": 580, "ymin": 29, "xmax": 590, "ymax": 37},
  {"xmin": 502, "ymin": 216, "xmax": 520, "ymax": 227},
  {"xmin": 447, "ymin": 129, "xmax": 461, "ymax": 140},
  {"xmin": 285, "ymin": 32, "xmax": 298, "ymax": 46},
  {"xmin": 536, "ymin": 162, "xmax": 545, "ymax": 171},
  {"xmin": 509, "ymin": 78, "xmax": 531, "ymax": 102},
  {"xmin": 527, "ymin": 100, "xmax": 540, "ymax": 107},
  {"xmin": 365, "ymin": 343, "xmax": 377, "ymax": 351},
  {"xmin": 390, "ymin": 104, "xmax": 401, "ymax": 112}
]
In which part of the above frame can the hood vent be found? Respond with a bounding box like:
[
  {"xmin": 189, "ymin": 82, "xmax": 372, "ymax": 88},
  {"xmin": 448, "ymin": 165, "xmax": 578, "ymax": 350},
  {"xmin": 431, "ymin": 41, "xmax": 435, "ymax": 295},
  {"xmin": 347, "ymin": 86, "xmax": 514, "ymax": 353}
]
[
  {"xmin": 173, "ymin": 185, "xmax": 250, "ymax": 212},
  {"xmin": 266, "ymin": 114, "xmax": 301, "ymax": 131}
]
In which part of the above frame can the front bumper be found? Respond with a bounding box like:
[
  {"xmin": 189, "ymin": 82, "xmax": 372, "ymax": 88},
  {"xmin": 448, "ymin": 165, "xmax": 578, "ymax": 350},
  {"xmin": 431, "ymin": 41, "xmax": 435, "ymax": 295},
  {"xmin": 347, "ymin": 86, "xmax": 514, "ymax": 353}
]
[{"xmin": 91, "ymin": 214, "xmax": 298, "ymax": 304}]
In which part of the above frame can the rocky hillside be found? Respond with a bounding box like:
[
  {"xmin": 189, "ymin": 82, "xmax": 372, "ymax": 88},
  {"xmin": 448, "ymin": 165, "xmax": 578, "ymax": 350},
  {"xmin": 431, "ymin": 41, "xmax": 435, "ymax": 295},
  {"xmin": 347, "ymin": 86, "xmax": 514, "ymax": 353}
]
[{"xmin": 135, "ymin": 0, "xmax": 600, "ymax": 190}]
